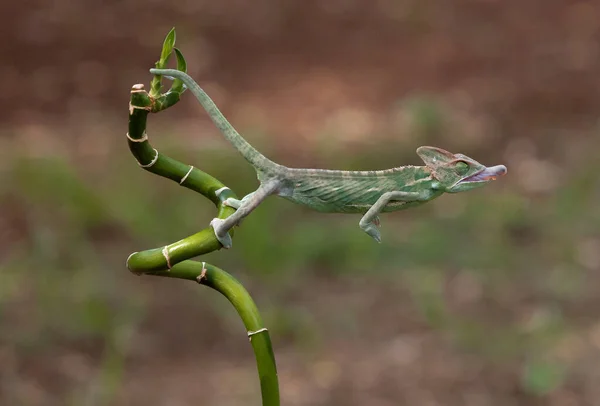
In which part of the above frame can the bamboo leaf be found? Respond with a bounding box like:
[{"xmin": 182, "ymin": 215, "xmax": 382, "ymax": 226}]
[
  {"xmin": 175, "ymin": 48, "xmax": 187, "ymax": 72},
  {"xmin": 160, "ymin": 27, "xmax": 176, "ymax": 65},
  {"xmin": 170, "ymin": 48, "xmax": 188, "ymax": 93},
  {"xmin": 150, "ymin": 28, "xmax": 177, "ymax": 98}
]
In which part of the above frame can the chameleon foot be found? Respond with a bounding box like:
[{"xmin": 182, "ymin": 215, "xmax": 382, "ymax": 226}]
[
  {"xmin": 372, "ymin": 216, "xmax": 381, "ymax": 227},
  {"xmin": 223, "ymin": 197, "xmax": 242, "ymax": 209},
  {"xmin": 210, "ymin": 218, "xmax": 233, "ymax": 249},
  {"xmin": 223, "ymin": 192, "xmax": 254, "ymax": 210},
  {"xmin": 361, "ymin": 224, "xmax": 382, "ymax": 243}
]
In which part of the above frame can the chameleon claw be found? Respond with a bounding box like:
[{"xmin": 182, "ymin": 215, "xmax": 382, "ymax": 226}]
[
  {"xmin": 223, "ymin": 193, "xmax": 254, "ymax": 210},
  {"xmin": 223, "ymin": 197, "xmax": 242, "ymax": 209},
  {"xmin": 362, "ymin": 224, "xmax": 382, "ymax": 243},
  {"xmin": 210, "ymin": 218, "xmax": 233, "ymax": 249},
  {"xmin": 372, "ymin": 216, "xmax": 381, "ymax": 227}
]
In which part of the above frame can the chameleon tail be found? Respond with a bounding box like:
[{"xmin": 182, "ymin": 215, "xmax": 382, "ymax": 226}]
[{"xmin": 150, "ymin": 68, "xmax": 279, "ymax": 173}]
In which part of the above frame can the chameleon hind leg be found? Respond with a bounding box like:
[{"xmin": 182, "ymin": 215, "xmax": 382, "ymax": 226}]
[
  {"xmin": 359, "ymin": 191, "xmax": 423, "ymax": 243},
  {"xmin": 211, "ymin": 180, "xmax": 280, "ymax": 249}
]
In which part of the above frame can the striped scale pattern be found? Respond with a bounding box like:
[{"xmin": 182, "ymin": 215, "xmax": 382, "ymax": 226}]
[{"xmin": 277, "ymin": 165, "xmax": 441, "ymax": 213}]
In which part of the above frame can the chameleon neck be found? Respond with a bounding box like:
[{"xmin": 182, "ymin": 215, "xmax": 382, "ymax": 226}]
[{"xmin": 151, "ymin": 69, "xmax": 279, "ymax": 173}]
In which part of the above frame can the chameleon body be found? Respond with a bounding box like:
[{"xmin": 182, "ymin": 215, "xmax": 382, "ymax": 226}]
[{"xmin": 150, "ymin": 69, "xmax": 507, "ymax": 248}]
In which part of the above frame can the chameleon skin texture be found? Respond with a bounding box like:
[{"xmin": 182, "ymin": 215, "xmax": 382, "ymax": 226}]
[
  {"xmin": 149, "ymin": 68, "xmax": 507, "ymax": 247},
  {"xmin": 278, "ymin": 166, "xmax": 442, "ymax": 213}
]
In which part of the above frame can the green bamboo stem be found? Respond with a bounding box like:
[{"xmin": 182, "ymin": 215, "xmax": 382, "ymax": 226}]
[
  {"xmin": 146, "ymin": 261, "xmax": 280, "ymax": 406},
  {"xmin": 123, "ymin": 31, "xmax": 280, "ymax": 405},
  {"xmin": 128, "ymin": 85, "xmax": 238, "ymax": 206},
  {"xmin": 126, "ymin": 83, "xmax": 238, "ymax": 271}
]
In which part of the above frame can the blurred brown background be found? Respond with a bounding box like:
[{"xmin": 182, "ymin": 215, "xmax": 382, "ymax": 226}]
[{"xmin": 1, "ymin": 1, "xmax": 600, "ymax": 405}]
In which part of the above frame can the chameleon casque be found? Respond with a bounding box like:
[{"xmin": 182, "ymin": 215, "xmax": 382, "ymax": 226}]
[{"xmin": 150, "ymin": 69, "xmax": 508, "ymax": 249}]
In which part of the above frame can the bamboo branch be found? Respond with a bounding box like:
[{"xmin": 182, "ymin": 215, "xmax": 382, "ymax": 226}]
[
  {"xmin": 144, "ymin": 261, "xmax": 280, "ymax": 406},
  {"xmin": 126, "ymin": 82, "xmax": 238, "ymax": 271},
  {"xmin": 123, "ymin": 29, "xmax": 280, "ymax": 406}
]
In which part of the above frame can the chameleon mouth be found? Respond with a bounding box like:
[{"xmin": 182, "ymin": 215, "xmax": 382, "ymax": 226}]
[{"xmin": 460, "ymin": 165, "xmax": 507, "ymax": 183}]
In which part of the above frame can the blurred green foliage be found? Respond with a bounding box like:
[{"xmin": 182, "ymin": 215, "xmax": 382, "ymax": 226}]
[
  {"xmin": 2, "ymin": 130, "xmax": 599, "ymax": 404},
  {"xmin": 3, "ymin": 0, "xmax": 600, "ymax": 403}
]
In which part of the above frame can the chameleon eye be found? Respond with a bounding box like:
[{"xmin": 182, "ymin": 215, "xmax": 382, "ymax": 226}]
[{"xmin": 455, "ymin": 161, "xmax": 470, "ymax": 175}]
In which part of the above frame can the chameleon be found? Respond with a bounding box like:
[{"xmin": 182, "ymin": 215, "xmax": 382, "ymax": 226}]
[{"xmin": 150, "ymin": 68, "xmax": 507, "ymax": 249}]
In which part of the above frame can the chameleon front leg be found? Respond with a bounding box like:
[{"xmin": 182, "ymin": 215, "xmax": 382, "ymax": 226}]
[
  {"xmin": 211, "ymin": 179, "xmax": 280, "ymax": 249},
  {"xmin": 359, "ymin": 191, "xmax": 423, "ymax": 243},
  {"xmin": 223, "ymin": 193, "xmax": 254, "ymax": 209}
]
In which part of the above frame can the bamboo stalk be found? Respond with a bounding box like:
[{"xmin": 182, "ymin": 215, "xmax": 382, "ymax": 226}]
[
  {"xmin": 147, "ymin": 261, "xmax": 280, "ymax": 406},
  {"xmin": 123, "ymin": 29, "xmax": 280, "ymax": 406}
]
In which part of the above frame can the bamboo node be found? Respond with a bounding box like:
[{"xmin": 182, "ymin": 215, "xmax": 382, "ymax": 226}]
[
  {"xmin": 180, "ymin": 166, "xmax": 194, "ymax": 185},
  {"xmin": 128, "ymin": 102, "xmax": 152, "ymax": 115},
  {"xmin": 161, "ymin": 246, "xmax": 172, "ymax": 270},
  {"xmin": 196, "ymin": 262, "xmax": 208, "ymax": 283},
  {"xmin": 126, "ymin": 132, "xmax": 148, "ymax": 143},
  {"xmin": 138, "ymin": 149, "xmax": 159, "ymax": 168},
  {"xmin": 215, "ymin": 186, "xmax": 231, "ymax": 198},
  {"xmin": 248, "ymin": 328, "xmax": 268, "ymax": 339}
]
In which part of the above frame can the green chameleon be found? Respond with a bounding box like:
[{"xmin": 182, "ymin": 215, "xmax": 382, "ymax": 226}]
[{"xmin": 151, "ymin": 69, "xmax": 507, "ymax": 249}]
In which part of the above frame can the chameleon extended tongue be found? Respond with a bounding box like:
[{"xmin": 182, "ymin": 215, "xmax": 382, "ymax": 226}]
[
  {"xmin": 484, "ymin": 165, "xmax": 507, "ymax": 179},
  {"xmin": 466, "ymin": 165, "xmax": 507, "ymax": 182}
]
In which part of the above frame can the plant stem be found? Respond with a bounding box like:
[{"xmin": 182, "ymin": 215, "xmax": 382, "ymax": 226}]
[
  {"xmin": 126, "ymin": 83, "xmax": 238, "ymax": 271},
  {"xmin": 124, "ymin": 47, "xmax": 280, "ymax": 405},
  {"xmin": 128, "ymin": 84, "xmax": 238, "ymax": 206},
  {"xmin": 147, "ymin": 261, "xmax": 280, "ymax": 406}
]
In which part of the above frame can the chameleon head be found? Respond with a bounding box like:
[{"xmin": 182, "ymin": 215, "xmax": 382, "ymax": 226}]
[{"xmin": 416, "ymin": 146, "xmax": 507, "ymax": 193}]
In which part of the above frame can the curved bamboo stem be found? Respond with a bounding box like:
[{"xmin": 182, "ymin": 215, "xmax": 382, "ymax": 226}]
[
  {"xmin": 145, "ymin": 261, "xmax": 280, "ymax": 406},
  {"xmin": 123, "ymin": 29, "xmax": 280, "ymax": 406}
]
